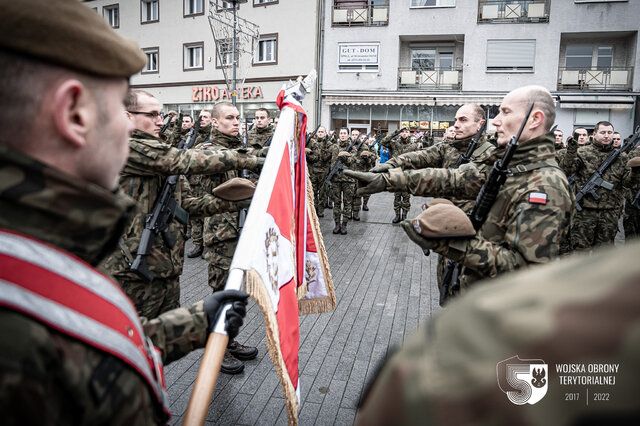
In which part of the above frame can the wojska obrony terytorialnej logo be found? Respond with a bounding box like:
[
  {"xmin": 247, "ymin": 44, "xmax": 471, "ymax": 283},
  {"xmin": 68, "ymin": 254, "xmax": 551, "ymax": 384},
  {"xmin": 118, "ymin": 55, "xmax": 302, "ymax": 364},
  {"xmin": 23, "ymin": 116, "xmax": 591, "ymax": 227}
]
[{"xmin": 497, "ymin": 355, "xmax": 549, "ymax": 405}]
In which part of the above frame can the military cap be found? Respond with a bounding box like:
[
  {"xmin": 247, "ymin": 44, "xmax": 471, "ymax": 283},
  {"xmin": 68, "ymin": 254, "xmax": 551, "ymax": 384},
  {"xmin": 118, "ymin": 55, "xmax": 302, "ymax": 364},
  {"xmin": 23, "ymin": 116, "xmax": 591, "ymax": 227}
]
[
  {"xmin": 213, "ymin": 178, "xmax": 256, "ymax": 201},
  {"xmin": 0, "ymin": 0, "xmax": 146, "ymax": 78},
  {"xmin": 626, "ymin": 157, "xmax": 640, "ymax": 168},
  {"xmin": 412, "ymin": 204, "xmax": 475, "ymax": 239}
]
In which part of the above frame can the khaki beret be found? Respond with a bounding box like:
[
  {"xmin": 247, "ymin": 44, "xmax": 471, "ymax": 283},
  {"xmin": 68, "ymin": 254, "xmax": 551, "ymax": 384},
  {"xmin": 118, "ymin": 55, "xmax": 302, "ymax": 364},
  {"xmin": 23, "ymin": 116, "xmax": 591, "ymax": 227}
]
[
  {"xmin": 0, "ymin": 0, "xmax": 146, "ymax": 78},
  {"xmin": 338, "ymin": 151, "xmax": 350, "ymax": 157},
  {"xmin": 213, "ymin": 178, "xmax": 256, "ymax": 201},
  {"xmin": 425, "ymin": 198, "xmax": 454, "ymax": 208},
  {"xmin": 360, "ymin": 151, "xmax": 372, "ymax": 157},
  {"xmin": 411, "ymin": 204, "xmax": 475, "ymax": 239},
  {"xmin": 626, "ymin": 157, "xmax": 640, "ymax": 168}
]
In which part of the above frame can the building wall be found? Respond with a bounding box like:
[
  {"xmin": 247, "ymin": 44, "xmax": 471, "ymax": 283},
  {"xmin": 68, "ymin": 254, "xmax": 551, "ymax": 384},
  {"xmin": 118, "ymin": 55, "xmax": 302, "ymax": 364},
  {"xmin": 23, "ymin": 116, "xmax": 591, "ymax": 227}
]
[{"xmin": 84, "ymin": 0, "xmax": 319, "ymax": 122}]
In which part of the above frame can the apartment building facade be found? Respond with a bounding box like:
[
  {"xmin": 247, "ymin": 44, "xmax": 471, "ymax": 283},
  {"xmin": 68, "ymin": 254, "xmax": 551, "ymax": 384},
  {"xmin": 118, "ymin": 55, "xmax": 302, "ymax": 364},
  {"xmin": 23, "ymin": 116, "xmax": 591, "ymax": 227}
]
[
  {"xmin": 319, "ymin": 0, "xmax": 640, "ymax": 139},
  {"xmin": 85, "ymin": 0, "xmax": 321, "ymax": 123}
]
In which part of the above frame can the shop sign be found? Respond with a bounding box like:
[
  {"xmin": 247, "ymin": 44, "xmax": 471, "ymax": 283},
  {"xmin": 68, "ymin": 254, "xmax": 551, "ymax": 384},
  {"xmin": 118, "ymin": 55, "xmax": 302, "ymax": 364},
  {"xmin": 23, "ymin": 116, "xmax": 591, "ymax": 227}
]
[
  {"xmin": 338, "ymin": 43, "xmax": 379, "ymax": 65},
  {"xmin": 191, "ymin": 85, "xmax": 263, "ymax": 102}
]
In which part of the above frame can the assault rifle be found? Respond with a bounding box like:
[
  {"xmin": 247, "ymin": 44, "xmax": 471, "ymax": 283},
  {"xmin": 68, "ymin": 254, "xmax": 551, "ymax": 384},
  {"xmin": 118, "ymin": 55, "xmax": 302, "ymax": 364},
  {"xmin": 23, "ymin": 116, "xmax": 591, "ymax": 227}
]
[
  {"xmin": 453, "ymin": 119, "xmax": 488, "ymax": 168},
  {"xmin": 574, "ymin": 126, "xmax": 640, "ymax": 212},
  {"xmin": 306, "ymin": 125, "xmax": 321, "ymax": 143},
  {"xmin": 325, "ymin": 137, "xmax": 357, "ymax": 187},
  {"xmin": 238, "ymin": 119, "xmax": 252, "ymax": 231},
  {"xmin": 159, "ymin": 113, "xmax": 174, "ymax": 135},
  {"xmin": 440, "ymin": 104, "xmax": 534, "ymax": 306},
  {"xmin": 130, "ymin": 115, "xmax": 202, "ymax": 282}
]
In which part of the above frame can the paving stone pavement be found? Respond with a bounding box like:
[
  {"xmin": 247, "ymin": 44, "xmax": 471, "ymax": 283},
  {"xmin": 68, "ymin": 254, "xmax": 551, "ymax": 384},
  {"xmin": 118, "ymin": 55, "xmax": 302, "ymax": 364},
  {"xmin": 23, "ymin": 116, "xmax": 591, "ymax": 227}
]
[{"xmin": 166, "ymin": 191, "xmax": 439, "ymax": 425}]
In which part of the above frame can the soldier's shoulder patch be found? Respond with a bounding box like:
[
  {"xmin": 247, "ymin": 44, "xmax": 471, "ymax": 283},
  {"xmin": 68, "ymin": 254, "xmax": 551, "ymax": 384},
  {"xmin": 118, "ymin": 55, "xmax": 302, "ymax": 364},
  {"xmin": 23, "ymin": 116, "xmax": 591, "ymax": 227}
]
[{"xmin": 528, "ymin": 192, "xmax": 548, "ymax": 204}]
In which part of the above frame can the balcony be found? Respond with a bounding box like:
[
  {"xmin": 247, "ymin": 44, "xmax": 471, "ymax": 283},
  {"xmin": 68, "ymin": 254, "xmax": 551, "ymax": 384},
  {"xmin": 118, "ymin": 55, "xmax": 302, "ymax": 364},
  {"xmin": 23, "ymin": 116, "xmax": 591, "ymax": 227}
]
[
  {"xmin": 557, "ymin": 66, "xmax": 634, "ymax": 91},
  {"xmin": 332, "ymin": 1, "xmax": 389, "ymax": 27},
  {"xmin": 398, "ymin": 67, "xmax": 462, "ymax": 90},
  {"xmin": 478, "ymin": 0, "xmax": 550, "ymax": 23}
]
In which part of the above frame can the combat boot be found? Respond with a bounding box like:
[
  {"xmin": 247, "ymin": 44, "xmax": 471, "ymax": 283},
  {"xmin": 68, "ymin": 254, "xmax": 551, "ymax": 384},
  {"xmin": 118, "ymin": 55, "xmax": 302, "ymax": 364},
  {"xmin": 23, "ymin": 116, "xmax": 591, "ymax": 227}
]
[
  {"xmin": 362, "ymin": 201, "xmax": 369, "ymax": 211},
  {"xmin": 401, "ymin": 210, "xmax": 407, "ymax": 221},
  {"xmin": 228, "ymin": 340, "xmax": 258, "ymax": 361},
  {"xmin": 327, "ymin": 201, "xmax": 333, "ymax": 209},
  {"xmin": 220, "ymin": 349, "xmax": 244, "ymax": 375},
  {"xmin": 340, "ymin": 221, "xmax": 348, "ymax": 235},
  {"xmin": 353, "ymin": 212, "xmax": 360, "ymax": 221},
  {"xmin": 333, "ymin": 222, "xmax": 341, "ymax": 234},
  {"xmin": 187, "ymin": 244, "xmax": 203, "ymax": 258},
  {"xmin": 392, "ymin": 213, "xmax": 401, "ymax": 224}
]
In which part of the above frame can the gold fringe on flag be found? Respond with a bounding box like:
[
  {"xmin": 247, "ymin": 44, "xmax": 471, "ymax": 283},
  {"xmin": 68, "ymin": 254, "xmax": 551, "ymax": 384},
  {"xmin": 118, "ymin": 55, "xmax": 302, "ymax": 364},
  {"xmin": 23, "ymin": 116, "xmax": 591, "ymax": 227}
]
[
  {"xmin": 243, "ymin": 269, "xmax": 299, "ymax": 426},
  {"xmin": 298, "ymin": 175, "xmax": 336, "ymax": 315}
]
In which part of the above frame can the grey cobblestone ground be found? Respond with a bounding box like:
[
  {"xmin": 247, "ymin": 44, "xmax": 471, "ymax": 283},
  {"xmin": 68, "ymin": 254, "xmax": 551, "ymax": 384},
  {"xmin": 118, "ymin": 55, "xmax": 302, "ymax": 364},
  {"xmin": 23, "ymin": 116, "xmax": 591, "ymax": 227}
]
[{"xmin": 166, "ymin": 191, "xmax": 438, "ymax": 425}]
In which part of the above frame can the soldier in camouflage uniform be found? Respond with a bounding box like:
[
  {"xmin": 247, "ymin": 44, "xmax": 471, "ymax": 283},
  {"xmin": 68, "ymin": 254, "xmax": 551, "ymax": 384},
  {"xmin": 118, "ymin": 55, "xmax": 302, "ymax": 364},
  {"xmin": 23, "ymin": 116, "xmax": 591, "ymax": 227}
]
[
  {"xmin": 0, "ymin": 1, "xmax": 249, "ymax": 421},
  {"xmin": 328, "ymin": 128, "xmax": 356, "ymax": 234},
  {"xmin": 379, "ymin": 127, "xmax": 419, "ymax": 223},
  {"xmin": 102, "ymin": 91, "xmax": 260, "ymax": 321},
  {"xmin": 370, "ymin": 104, "xmax": 496, "ymax": 287},
  {"xmin": 246, "ymin": 107, "xmax": 273, "ymax": 151},
  {"xmin": 559, "ymin": 121, "xmax": 631, "ymax": 251},
  {"xmin": 624, "ymin": 145, "xmax": 640, "ymax": 239},
  {"xmin": 186, "ymin": 110, "xmax": 214, "ymax": 259},
  {"xmin": 347, "ymin": 86, "xmax": 573, "ymax": 291},
  {"xmin": 357, "ymin": 241, "xmax": 640, "ymax": 425},
  {"xmin": 195, "ymin": 101, "xmax": 260, "ymax": 374},
  {"xmin": 306, "ymin": 126, "xmax": 333, "ymax": 217},
  {"xmin": 167, "ymin": 114, "xmax": 193, "ymax": 147},
  {"xmin": 352, "ymin": 132, "xmax": 376, "ymax": 220}
]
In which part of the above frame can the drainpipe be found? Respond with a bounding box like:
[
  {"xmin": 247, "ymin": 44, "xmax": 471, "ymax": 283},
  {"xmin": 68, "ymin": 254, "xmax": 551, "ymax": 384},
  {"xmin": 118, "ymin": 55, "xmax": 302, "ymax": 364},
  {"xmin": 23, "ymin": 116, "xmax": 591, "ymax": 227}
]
[{"xmin": 314, "ymin": 0, "xmax": 326, "ymax": 126}]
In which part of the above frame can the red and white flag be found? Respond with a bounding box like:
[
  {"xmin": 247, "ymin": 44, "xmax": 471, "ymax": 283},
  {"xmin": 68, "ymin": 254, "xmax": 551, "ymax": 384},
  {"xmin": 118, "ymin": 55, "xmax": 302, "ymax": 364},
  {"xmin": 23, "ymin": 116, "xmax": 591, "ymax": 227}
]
[{"xmin": 222, "ymin": 84, "xmax": 335, "ymax": 425}]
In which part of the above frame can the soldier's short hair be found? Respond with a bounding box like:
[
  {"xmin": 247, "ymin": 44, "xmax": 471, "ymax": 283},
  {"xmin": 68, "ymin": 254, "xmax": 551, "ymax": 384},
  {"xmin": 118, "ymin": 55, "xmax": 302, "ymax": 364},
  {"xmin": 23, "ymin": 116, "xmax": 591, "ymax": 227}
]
[
  {"xmin": 594, "ymin": 121, "xmax": 614, "ymax": 132},
  {"xmin": 213, "ymin": 102, "xmax": 235, "ymax": 119},
  {"xmin": 467, "ymin": 104, "xmax": 486, "ymax": 122},
  {"xmin": 339, "ymin": 127, "xmax": 349, "ymax": 133},
  {"xmin": 255, "ymin": 108, "xmax": 270, "ymax": 118},
  {"xmin": 199, "ymin": 109, "xmax": 212, "ymax": 118},
  {"xmin": 125, "ymin": 89, "xmax": 155, "ymax": 111},
  {"xmin": 183, "ymin": 115, "xmax": 193, "ymax": 122},
  {"xmin": 522, "ymin": 86, "xmax": 555, "ymax": 130}
]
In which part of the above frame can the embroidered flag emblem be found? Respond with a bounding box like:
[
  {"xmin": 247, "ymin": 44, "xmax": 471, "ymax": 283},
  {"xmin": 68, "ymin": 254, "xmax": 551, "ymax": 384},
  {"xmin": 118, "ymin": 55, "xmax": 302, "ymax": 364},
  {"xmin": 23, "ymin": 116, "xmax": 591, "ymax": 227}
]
[{"xmin": 529, "ymin": 192, "xmax": 548, "ymax": 204}]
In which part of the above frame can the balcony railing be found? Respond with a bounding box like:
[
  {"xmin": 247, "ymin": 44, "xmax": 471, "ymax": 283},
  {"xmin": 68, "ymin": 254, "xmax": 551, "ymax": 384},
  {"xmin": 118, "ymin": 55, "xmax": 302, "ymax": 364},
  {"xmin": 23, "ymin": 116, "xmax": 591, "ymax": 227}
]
[
  {"xmin": 332, "ymin": 1, "xmax": 389, "ymax": 27},
  {"xmin": 478, "ymin": 0, "xmax": 550, "ymax": 23},
  {"xmin": 557, "ymin": 66, "xmax": 634, "ymax": 91},
  {"xmin": 398, "ymin": 67, "xmax": 462, "ymax": 90}
]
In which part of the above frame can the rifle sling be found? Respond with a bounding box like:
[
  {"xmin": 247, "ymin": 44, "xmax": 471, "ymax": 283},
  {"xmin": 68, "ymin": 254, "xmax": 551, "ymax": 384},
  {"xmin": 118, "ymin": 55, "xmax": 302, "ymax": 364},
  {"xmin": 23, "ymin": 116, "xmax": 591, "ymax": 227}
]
[{"xmin": 508, "ymin": 159, "xmax": 559, "ymax": 175}]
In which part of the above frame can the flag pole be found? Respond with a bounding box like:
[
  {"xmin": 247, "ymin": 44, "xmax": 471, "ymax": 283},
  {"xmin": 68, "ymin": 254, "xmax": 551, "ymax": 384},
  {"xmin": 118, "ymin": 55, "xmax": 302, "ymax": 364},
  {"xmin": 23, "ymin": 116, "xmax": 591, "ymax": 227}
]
[{"xmin": 181, "ymin": 333, "xmax": 228, "ymax": 426}]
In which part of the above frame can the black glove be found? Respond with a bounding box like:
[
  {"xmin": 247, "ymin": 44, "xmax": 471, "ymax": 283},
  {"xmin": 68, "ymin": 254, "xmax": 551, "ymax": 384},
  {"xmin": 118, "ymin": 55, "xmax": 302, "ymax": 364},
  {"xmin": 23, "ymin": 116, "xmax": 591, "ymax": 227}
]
[
  {"xmin": 203, "ymin": 290, "xmax": 249, "ymax": 340},
  {"xmin": 343, "ymin": 170, "xmax": 386, "ymax": 196}
]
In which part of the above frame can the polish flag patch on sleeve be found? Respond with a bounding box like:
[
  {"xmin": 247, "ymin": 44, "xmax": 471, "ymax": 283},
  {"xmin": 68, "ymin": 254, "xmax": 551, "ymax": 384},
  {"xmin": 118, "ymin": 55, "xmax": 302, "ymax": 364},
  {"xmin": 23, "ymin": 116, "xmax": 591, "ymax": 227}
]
[{"xmin": 528, "ymin": 192, "xmax": 548, "ymax": 204}]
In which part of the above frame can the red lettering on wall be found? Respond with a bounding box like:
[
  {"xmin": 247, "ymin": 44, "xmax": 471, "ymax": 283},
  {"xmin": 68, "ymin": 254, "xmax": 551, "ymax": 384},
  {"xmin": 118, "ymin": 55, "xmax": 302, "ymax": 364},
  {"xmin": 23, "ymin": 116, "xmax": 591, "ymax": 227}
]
[
  {"xmin": 192, "ymin": 87, "xmax": 201, "ymax": 102},
  {"xmin": 241, "ymin": 86, "xmax": 249, "ymax": 99},
  {"xmin": 254, "ymin": 86, "xmax": 263, "ymax": 99},
  {"xmin": 221, "ymin": 88, "xmax": 229, "ymax": 99},
  {"xmin": 211, "ymin": 86, "xmax": 219, "ymax": 101},
  {"xmin": 203, "ymin": 87, "xmax": 211, "ymax": 102}
]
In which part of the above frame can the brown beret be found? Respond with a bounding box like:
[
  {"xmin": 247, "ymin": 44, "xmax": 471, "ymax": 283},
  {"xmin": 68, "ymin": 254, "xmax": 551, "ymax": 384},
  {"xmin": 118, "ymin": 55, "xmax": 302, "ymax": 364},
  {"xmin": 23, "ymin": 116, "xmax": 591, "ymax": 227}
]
[
  {"xmin": 360, "ymin": 151, "xmax": 372, "ymax": 157},
  {"xmin": 626, "ymin": 157, "xmax": 640, "ymax": 168},
  {"xmin": 411, "ymin": 204, "xmax": 475, "ymax": 239},
  {"xmin": 213, "ymin": 178, "xmax": 256, "ymax": 201},
  {"xmin": 425, "ymin": 198, "xmax": 454, "ymax": 208},
  {"xmin": 0, "ymin": 0, "xmax": 146, "ymax": 78},
  {"xmin": 338, "ymin": 151, "xmax": 350, "ymax": 157}
]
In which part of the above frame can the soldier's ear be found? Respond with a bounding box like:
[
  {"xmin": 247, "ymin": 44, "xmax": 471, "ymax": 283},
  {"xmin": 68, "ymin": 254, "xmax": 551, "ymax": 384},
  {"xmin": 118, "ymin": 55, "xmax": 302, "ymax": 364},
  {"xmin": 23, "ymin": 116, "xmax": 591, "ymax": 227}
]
[
  {"xmin": 529, "ymin": 110, "xmax": 545, "ymax": 131},
  {"xmin": 52, "ymin": 79, "xmax": 94, "ymax": 148}
]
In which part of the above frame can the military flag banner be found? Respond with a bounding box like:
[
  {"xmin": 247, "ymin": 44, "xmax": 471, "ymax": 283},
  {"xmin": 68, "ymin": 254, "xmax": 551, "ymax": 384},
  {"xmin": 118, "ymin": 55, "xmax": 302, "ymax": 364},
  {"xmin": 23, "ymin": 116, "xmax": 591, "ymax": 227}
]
[{"xmin": 220, "ymin": 80, "xmax": 335, "ymax": 425}]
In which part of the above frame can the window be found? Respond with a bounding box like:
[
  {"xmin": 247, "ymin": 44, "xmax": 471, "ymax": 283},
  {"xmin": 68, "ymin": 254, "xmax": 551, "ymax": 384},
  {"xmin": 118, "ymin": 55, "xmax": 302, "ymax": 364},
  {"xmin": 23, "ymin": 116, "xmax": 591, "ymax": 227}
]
[
  {"xmin": 216, "ymin": 0, "xmax": 234, "ymax": 11},
  {"xmin": 184, "ymin": 0, "xmax": 203, "ymax": 16},
  {"xmin": 410, "ymin": 0, "xmax": 455, "ymax": 7},
  {"xmin": 254, "ymin": 0, "xmax": 278, "ymax": 5},
  {"xmin": 142, "ymin": 48, "xmax": 159, "ymax": 73},
  {"xmin": 575, "ymin": 0, "xmax": 627, "ymax": 3},
  {"xmin": 566, "ymin": 45, "xmax": 613, "ymax": 70},
  {"xmin": 254, "ymin": 34, "xmax": 277, "ymax": 65},
  {"xmin": 103, "ymin": 4, "xmax": 119, "ymax": 28},
  {"xmin": 141, "ymin": 0, "xmax": 158, "ymax": 23},
  {"xmin": 411, "ymin": 49, "xmax": 453, "ymax": 70},
  {"xmin": 184, "ymin": 42, "xmax": 204, "ymax": 71},
  {"xmin": 215, "ymin": 39, "xmax": 233, "ymax": 68},
  {"xmin": 486, "ymin": 40, "xmax": 535, "ymax": 72},
  {"xmin": 338, "ymin": 43, "xmax": 380, "ymax": 72}
]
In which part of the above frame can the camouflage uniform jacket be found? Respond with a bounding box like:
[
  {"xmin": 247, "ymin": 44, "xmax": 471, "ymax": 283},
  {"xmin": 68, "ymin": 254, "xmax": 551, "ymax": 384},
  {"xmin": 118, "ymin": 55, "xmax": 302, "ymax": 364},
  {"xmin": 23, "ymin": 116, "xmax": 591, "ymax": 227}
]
[
  {"xmin": 357, "ymin": 241, "xmax": 640, "ymax": 426},
  {"xmin": 307, "ymin": 136, "xmax": 333, "ymax": 175},
  {"xmin": 102, "ymin": 130, "xmax": 253, "ymax": 282},
  {"xmin": 352, "ymin": 138, "xmax": 376, "ymax": 172},
  {"xmin": 247, "ymin": 125, "xmax": 273, "ymax": 150},
  {"xmin": 197, "ymin": 128, "xmax": 242, "ymax": 246},
  {"xmin": 559, "ymin": 138, "xmax": 630, "ymax": 210},
  {"xmin": 380, "ymin": 134, "xmax": 418, "ymax": 158},
  {"xmin": 186, "ymin": 124, "xmax": 213, "ymax": 194},
  {"xmin": 385, "ymin": 133, "xmax": 573, "ymax": 283},
  {"xmin": 329, "ymin": 138, "xmax": 357, "ymax": 183},
  {"xmin": 0, "ymin": 144, "xmax": 210, "ymax": 424}
]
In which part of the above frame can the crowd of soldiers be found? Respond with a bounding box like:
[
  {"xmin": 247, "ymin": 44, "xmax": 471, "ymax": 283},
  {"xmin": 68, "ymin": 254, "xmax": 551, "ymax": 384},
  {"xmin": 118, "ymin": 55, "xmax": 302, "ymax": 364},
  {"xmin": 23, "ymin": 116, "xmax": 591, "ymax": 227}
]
[{"xmin": 2, "ymin": 0, "xmax": 640, "ymax": 424}]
